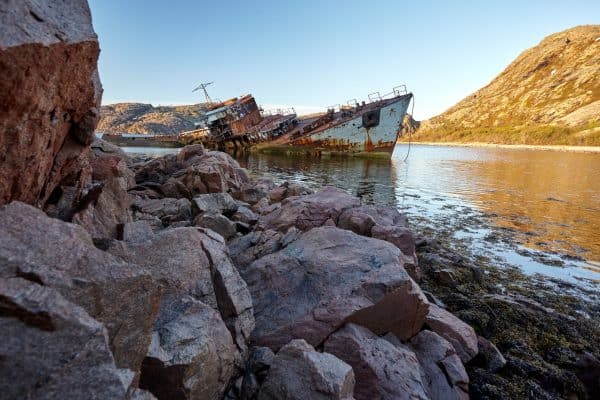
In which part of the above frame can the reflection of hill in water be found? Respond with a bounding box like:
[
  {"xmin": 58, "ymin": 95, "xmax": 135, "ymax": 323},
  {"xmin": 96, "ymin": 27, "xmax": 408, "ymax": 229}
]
[{"xmin": 451, "ymin": 149, "xmax": 600, "ymax": 259}]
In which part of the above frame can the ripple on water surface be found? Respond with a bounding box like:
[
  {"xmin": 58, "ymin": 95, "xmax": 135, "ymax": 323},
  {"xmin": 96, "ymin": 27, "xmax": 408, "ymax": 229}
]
[{"xmin": 235, "ymin": 144, "xmax": 600, "ymax": 290}]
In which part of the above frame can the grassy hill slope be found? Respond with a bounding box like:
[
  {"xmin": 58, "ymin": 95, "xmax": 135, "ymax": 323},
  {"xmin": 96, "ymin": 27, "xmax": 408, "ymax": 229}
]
[{"xmin": 408, "ymin": 25, "xmax": 600, "ymax": 146}]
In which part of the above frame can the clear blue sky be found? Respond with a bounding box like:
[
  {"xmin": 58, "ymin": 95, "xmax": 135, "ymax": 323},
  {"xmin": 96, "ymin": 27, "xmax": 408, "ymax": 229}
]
[{"xmin": 89, "ymin": 0, "xmax": 599, "ymax": 119}]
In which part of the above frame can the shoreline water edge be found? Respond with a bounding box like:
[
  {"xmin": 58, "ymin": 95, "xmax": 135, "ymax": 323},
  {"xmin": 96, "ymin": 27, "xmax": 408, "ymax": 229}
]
[{"xmin": 398, "ymin": 141, "xmax": 600, "ymax": 153}]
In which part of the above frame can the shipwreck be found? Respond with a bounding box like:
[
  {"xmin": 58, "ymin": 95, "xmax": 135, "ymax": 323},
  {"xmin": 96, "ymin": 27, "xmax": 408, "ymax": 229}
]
[{"xmin": 180, "ymin": 85, "xmax": 413, "ymax": 157}]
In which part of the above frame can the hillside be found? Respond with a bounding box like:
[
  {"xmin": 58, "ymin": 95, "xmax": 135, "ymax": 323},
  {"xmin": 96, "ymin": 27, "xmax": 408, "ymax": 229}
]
[
  {"xmin": 97, "ymin": 103, "xmax": 207, "ymax": 135},
  {"xmin": 409, "ymin": 25, "xmax": 600, "ymax": 146}
]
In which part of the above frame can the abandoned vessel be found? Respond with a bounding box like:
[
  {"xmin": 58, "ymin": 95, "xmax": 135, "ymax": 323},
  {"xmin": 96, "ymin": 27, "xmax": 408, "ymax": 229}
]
[{"xmin": 181, "ymin": 85, "xmax": 413, "ymax": 157}]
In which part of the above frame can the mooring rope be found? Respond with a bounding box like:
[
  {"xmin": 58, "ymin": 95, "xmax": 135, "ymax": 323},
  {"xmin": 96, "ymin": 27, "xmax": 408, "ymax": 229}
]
[{"xmin": 403, "ymin": 94, "xmax": 415, "ymax": 163}]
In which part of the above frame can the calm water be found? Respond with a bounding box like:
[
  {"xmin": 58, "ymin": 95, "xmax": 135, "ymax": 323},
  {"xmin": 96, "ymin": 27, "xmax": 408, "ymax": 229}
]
[{"xmin": 123, "ymin": 144, "xmax": 600, "ymax": 290}]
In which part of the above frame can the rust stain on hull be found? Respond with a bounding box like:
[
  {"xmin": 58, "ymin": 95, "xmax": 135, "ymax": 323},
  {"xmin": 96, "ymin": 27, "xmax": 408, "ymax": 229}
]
[{"xmin": 182, "ymin": 86, "xmax": 413, "ymax": 158}]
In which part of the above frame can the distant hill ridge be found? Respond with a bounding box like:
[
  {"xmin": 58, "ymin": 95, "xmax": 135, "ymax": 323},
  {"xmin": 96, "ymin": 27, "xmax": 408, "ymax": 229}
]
[
  {"xmin": 97, "ymin": 103, "xmax": 207, "ymax": 135},
  {"xmin": 411, "ymin": 25, "xmax": 600, "ymax": 145}
]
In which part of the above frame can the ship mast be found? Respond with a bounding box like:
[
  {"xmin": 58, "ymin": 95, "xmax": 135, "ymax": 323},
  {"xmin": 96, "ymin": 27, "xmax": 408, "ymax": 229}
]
[{"xmin": 192, "ymin": 81, "xmax": 214, "ymax": 104}]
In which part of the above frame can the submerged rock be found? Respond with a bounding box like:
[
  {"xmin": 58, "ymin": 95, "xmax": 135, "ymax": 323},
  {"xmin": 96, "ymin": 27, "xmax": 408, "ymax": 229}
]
[
  {"xmin": 239, "ymin": 226, "xmax": 428, "ymax": 349},
  {"xmin": 258, "ymin": 339, "xmax": 355, "ymax": 400}
]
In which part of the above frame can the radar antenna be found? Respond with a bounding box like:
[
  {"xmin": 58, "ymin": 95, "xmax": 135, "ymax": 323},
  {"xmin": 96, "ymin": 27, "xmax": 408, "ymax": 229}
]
[{"xmin": 192, "ymin": 81, "xmax": 214, "ymax": 104}]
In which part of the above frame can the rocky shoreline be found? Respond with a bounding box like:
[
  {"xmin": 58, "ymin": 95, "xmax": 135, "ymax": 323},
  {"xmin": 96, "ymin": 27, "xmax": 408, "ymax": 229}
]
[
  {"xmin": 2, "ymin": 137, "xmax": 598, "ymax": 399},
  {"xmin": 1, "ymin": 1, "xmax": 598, "ymax": 399}
]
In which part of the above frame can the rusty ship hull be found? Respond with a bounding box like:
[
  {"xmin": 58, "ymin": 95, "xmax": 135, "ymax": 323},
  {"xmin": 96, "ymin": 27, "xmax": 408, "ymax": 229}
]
[
  {"xmin": 277, "ymin": 93, "xmax": 413, "ymax": 155},
  {"xmin": 181, "ymin": 86, "xmax": 413, "ymax": 157}
]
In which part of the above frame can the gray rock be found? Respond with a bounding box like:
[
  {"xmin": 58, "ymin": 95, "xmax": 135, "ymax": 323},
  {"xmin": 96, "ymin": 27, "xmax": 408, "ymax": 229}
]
[
  {"xmin": 268, "ymin": 182, "xmax": 314, "ymax": 203},
  {"xmin": 134, "ymin": 197, "xmax": 192, "ymax": 225},
  {"xmin": 258, "ymin": 339, "xmax": 355, "ymax": 400},
  {"xmin": 247, "ymin": 347, "xmax": 276, "ymax": 377},
  {"xmin": 193, "ymin": 212, "xmax": 237, "ymax": 240},
  {"xmin": 424, "ymin": 304, "xmax": 479, "ymax": 363},
  {"xmin": 109, "ymin": 227, "xmax": 254, "ymax": 354},
  {"xmin": 257, "ymin": 187, "xmax": 360, "ymax": 232},
  {"xmin": 0, "ymin": 277, "xmax": 127, "ymax": 399},
  {"xmin": 178, "ymin": 151, "xmax": 249, "ymax": 195},
  {"xmin": 349, "ymin": 205, "xmax": 409, "ymax": 228},
  {"xmin": 324, "ymin": 324, "xmax": 428, "ymax": 400},
  {"xmin": 122, "ymin": 220, "xmax": 155, "ymax": 243},
  {"xmin": 231, "ymin": 205, "xmax": 259, "ymax": 225},
  {"xmin": 337, "ymin": 207, "xmax": 376, "ymax": 236},
  {"xmin": 409, "ymin": 330, "xmax": 470, "ymax": 400},
  {"xmin": 370, "ymin": 224, "xmax": 419, "ymax": 276},
  {"xmin": 0, "ymin": 202, "xmax": 160, "ymax": 372},
  {"xmin": 228, "ymin": 229, "xmax": 289, "ymax": 268},
  {"xmin": 252, "ymin": 197, "xmax": 282, "ymax": 215},
  {"xmin": 176, "ymin": 144, "xmax": 205, "ymax": 163},
  {"xmin": 192, "ymin": 192, "xmax": 239, "ymax": 217},
  {"xmin": 140, "ymin": 297, "xmax": 237, "ymax": 400},
  {"xmin": 196, "ymin": 227, "xmax": 255, "ymax": 353},
  {"xmin": 108, "ymin": 227, "xmax": 217, "ymax": 308},
  {"xmin": 232, "ymin": 178, "xmax": 274, "ymax": 205},
  {"xmin": 160, "ymin": 177, "xmax": 192, "ymax": 199},
  {"xmin": 72, "ymin": 173, "xmax": 133, "ymax": 239},
  {"xmin": 239, "ymin": 226, "xmax": 429, "ymax": 350}
]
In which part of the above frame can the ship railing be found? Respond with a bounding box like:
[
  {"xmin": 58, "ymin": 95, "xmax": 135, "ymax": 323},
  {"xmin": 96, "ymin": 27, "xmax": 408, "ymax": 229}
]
[
  {"xmin": 367, "ymin": 85, "xmax": 409, "ymax": 103},
  {"xmin": 393, "ymin": 85, "xmax": 408, "ymax": 95},
  {"xmin": 368, "ymin": 92, "xmax": 382, "ymax": 103},
  {"xmin": 261, "ymin": 107, "xmax": 296, "ymax": 117}
]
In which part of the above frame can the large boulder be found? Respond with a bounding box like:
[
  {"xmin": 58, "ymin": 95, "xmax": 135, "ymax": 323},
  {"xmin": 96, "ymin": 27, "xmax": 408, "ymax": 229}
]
[
  {"xmin": 239, "ymin": 226, "xmax": 429, "ymax": 350},
  {"xmin": 108, "ymin": 227, "xmax": 218, "ymax": 308},
  {"xmin": 0, "ymin": 0, "xmax": 102, "ymax": 210},
  {"xmin": 108, "ymin": 227, "xmax": 254, "ymax": 353},
  {"xmin": 409, "ymin": 330, "xmax": 470, "ymax": 400},
  {"xmin": 424, "ymin": 304, "xmax": 479, "ymax": 363},
  {"xmin": 258, "ymin": 339, "xmax": 355, "ymax": 400},
  {"xmin": 178, "ymin": 151, "xmax": 249, "ymax": 195},
  {"xmin": 0, "ymin": 277, "xmax": 127, "ymax": 399},
  {"xmin": 0, "ymin": 202, "xmax": 160, "ymax": 372},
  {"xmin": 257, "ymin": 186, "xmax": 360, "ymax": 232},
  {"xmin": 324, "ymin": 323, "xmax": 428, "ymax": 400},
  {"xmin": 140, "ymin": 297, "xmax": 237, "ymax": 400}
]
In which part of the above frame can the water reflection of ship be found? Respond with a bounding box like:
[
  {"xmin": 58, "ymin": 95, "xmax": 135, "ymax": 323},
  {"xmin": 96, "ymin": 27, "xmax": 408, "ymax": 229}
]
[
  {"xmin": 232, "ymin": 150, "xmax": 398, "ymax": 205},
  {"xmin": 355, "ymin": 159, "xmax": 395, "ymax": 205}
]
